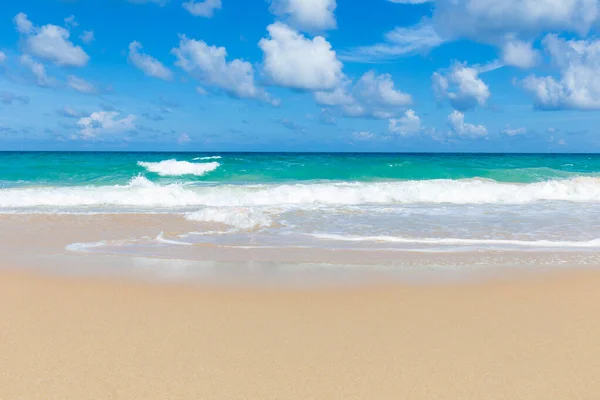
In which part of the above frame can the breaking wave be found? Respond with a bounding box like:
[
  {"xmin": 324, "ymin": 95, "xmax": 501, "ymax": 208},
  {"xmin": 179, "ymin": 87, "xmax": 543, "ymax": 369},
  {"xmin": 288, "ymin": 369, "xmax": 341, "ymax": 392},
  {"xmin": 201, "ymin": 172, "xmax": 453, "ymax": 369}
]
[
  {"xmin": 138, "ymin": 159, "xmax": 220, "ymax": 176},
  {"xmin": 3, "ymin": 176, "xmax": 600, "ymax": 209}
]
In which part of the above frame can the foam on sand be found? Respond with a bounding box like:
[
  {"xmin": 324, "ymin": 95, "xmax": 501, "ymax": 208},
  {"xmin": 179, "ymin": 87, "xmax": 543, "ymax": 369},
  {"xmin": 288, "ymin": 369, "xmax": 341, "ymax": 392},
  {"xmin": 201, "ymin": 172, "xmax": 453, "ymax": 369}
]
[
  {"xmin": 186, "ymin": 207, "xmax": 275, "ymax": 231},
  {"xmin": 309, "ymin": 233, "xmax": 600, "ymax": 249}
]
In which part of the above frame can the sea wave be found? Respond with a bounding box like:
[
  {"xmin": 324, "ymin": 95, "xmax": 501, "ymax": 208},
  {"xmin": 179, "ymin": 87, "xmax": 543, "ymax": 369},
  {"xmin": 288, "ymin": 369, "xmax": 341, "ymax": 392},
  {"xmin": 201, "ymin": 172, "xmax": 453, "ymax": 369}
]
[
  {"xmin": 193, "ymin": 156, "xmax": 222, "ymax": 161},
  {"xmin": 3, "ymin": 176, "xmax": 600, "ymax": 209},
  {"xmin": 138, "ymin": 159, "xmax": 220, "ymax": 176}
]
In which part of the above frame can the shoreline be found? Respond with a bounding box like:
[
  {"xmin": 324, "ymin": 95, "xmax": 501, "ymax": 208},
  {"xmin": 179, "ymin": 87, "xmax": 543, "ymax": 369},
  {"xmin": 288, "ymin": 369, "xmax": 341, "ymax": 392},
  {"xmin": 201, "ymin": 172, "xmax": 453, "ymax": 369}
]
[
  {"xmin": 3, "ymin": 214, "xmax": 600, "ymax": 398},
  {"xmin": 4, "ymin": 213, "xmax": 600, "ymax": 286}
]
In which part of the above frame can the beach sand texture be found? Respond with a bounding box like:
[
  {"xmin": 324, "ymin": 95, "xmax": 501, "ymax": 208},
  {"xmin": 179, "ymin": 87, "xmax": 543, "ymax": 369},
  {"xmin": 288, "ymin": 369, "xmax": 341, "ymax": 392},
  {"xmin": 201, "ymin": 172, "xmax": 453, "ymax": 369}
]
[{"xmin": 2, "ymin": 268, "xmax": 600, "ymax": 400}]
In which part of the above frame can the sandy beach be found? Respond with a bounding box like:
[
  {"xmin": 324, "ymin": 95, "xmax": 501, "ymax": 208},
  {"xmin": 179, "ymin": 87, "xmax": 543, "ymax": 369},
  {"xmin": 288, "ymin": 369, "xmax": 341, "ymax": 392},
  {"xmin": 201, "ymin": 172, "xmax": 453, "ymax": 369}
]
[
  {"xmin": 1, "ymin": 268, "xmax": 600, "ymax": 399},
  {"xmin": 2, "ymin": 214, "xmax": 600, "ymax": 399}
]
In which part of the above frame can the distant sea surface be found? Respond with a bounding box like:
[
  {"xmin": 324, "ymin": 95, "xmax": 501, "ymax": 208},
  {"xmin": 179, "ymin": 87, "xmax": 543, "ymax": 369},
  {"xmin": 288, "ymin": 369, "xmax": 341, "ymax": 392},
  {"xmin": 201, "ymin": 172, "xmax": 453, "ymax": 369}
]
[{"xmin": 3, "ymin": 152, "xmax": 600, "ymax": 254}]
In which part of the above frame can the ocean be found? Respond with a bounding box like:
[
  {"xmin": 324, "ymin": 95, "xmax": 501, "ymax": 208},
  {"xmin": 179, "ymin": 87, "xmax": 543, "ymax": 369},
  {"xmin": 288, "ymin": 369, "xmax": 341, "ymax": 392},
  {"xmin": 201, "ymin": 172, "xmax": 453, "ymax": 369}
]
[{"xmin": 3, "ymin": 152, "xmax": 600, "ymax": 258}]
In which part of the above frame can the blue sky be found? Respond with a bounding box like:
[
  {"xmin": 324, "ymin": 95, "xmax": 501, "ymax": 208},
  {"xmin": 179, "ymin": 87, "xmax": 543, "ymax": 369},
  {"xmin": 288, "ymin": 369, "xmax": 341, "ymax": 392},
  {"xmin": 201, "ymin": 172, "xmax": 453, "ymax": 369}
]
[{"xmin": 0, "ymin": 0, "xmax": 599, "ymax": 152}]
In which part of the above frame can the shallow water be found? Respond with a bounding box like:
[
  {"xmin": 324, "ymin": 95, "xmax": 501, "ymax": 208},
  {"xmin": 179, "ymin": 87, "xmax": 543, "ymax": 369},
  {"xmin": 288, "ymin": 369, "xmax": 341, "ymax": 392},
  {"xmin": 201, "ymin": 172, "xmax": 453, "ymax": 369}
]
[{"xmin": 2, "ymin": 152, "xmax": 600, "ymax": 257}]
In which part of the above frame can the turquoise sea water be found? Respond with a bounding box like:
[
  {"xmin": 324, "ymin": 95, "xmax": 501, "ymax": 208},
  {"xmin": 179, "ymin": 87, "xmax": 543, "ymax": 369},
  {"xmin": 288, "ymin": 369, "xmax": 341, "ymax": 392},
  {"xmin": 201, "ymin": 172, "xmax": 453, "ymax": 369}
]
[
  {"xmin": 2, "ymin": 152, "xmax": 600, "ymax": 186},
  {"xmin": 3, "ymin": 152, "xmax": 600, "ymax": 254}
]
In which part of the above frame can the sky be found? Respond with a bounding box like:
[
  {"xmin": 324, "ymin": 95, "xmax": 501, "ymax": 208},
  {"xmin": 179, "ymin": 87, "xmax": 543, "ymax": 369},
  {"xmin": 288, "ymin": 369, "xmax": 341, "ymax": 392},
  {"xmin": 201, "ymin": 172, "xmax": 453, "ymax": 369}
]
[{"xmin": 0, "ymin": 0, "xmax": 599, "ymax": 152}]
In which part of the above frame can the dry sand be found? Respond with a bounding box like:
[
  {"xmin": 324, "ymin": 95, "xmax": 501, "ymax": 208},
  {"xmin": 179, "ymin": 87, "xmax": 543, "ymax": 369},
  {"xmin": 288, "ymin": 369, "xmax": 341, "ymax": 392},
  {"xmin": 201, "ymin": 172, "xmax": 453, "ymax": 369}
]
[{"xmin": 2, "ymin": 269, "xmax": 600, "ymax": 400}]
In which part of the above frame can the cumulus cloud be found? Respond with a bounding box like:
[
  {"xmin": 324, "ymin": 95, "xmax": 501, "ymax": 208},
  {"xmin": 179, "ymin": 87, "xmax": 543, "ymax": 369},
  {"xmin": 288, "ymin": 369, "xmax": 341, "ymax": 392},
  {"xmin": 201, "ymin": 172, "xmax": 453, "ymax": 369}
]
[
  {"xmin": 501, "ymin": 38, "xmax": 541, "ymax": 69},
  {"xmin": 14, "ymin": 13, "xmax": 89, "ymax": 67},
  {"xmin": 0, "ymin": 91, "xmax": 29, "ymax": 105},
  {"xmin": 182, "ymin": 0, "xmax": 222, "ymax": 17},
  {"xmin": 173, "ymin": 35, "xmax": 275, "ymax": 103},
  {"xmin": 64, "ymin": 15, "xmax": 78, "ymax": 28},
  {"xmin": 77, "ymin": 111, "xmax": 136, "ymax": 139},
  {"xmin": 80, "ymin": 30, "xmax": 95, "ymax": 44},
  {"xmin": 502, "ymin": 126, "xmax": 527, "ymax": 136},
  {"xmin": 352, "ymin": 131, "xmax": 375, "ymax": 140},
  {"xmin": 259, "ymin": 22, "xmax": 343, "ymax": 91},
  {"xmin": 128, "ymin": 41, "xmax": 173, "ymax": 80},
  {"xmin": 341, "ymin": 20, "xmax": 444, "ymax": 62},
  {"xmin": 434, "ymin": 0, "xmax": 598, "ymax": 43},
  {"xmin": 315, "ymin": 70, "xmax": 412, "ymax": 119},
  {"xmin": 346, "ymin": 0, "xmax": 597, "ymax": 64},
  {"xmin": 389, "ymin": 109, "xmax": 421, "ymax": 135},
  {"xmin": 269, "ymin": 0, "xmax": 336, "ymax": 32},
  {"xmin": 20, "ymin": 55, "xmax": 56, "ymax": 87},
  {"xmin": 447, "ymin": 110, "xmax": 487, "ymax": 138},
  {"xmin": 432, "ymin": 62, "xmax": 491, "ymax": 111},
  {"xmin": 522, "ymin": 34, "xmax": 600, "ymax": 110},
  {"xmin": 67, "ymin": 75, "xmax": 97, "ymax": 94}
]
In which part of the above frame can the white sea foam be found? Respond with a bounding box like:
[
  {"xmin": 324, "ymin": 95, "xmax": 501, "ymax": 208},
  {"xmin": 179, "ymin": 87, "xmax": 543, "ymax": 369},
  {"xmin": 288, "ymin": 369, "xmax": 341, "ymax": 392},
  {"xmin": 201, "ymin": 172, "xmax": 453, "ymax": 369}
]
[
  {"xmin": 4, "ymin": 177, "xmax": 600, "ymax": 209},
  {"xmin": 155, "ymin": 232, "xmax": 193, "ymax": 246},
  {"xmin": 185, "ymin": 207, "xmax": 274, "ymax": 230},
  {"xmin": 193, "ymin": 156, "xmax": 222, "ymax": 161},
  {"xmin": 309, "ymin": 233, "xmax": 600, "ymax": 248},
  {"xmin": 138, "ymin": 159, "xmax": 220, "ymax": 176}
]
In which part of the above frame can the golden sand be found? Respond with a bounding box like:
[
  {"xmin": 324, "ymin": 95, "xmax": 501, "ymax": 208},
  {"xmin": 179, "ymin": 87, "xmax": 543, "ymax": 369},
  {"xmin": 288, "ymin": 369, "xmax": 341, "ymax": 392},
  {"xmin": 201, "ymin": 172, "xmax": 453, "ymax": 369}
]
[{"xmin": 1, "ymin": 269, "xmax": 600, "ymax": 399}]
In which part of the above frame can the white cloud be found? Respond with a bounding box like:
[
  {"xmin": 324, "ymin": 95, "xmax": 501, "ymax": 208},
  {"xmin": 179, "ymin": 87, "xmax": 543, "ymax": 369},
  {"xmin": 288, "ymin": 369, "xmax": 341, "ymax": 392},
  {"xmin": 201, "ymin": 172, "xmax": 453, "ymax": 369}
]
[
  {"xmin": 389, "ymin": 109, "xmax": 421, "ymax": 135},
  {"xmin": 177, "ymin": 133, "xmax": 191, "ymax": 144},
  {"xmin": 259, "ymin": 22, "xmax": 343, "ymax": 91},
  {"xmin": 0, "ymin": 52, "xmax": 6, "ymax": 64},
  {"xmin": 67, "ymin": 75, "xmax": 97, "ymax": 94},
  {"xmin": 173, "ymin": 35, "xmax": 275, "ymax": 103},
  {"xmin": 14, "ymin": 13, "xmax": 33, "ymax": 34},
  {"xmin": 434, "ymin": 0, "xmax": 598, "ymax": 42},
  {"xmin": 341, "ymin": 20, "xmax": 444, "ymax": 62},
  {"xmin": 20, "ymin": 55, "xmax": 55, "ymax": 87},
  {"xmin": 77, "ymin": 111, "xmax": 136, "ymax": 139},
  {"xmin": 182, "ymin": 0, "xmax": 222, "ymax": 17},
  {"xmin": 196, "ymin": 86, "xmax": 208, "ymax": 95},
  {"xmin": 447, "ymin": 110, "xmax": 487, "ymax": 138},
  {"xmin": 269, "ymin": 0, "xmax": 336, "ymax": 32},
  {"xmin": 128, "ymin": 41, "xmax": 173, "ymax": 80},
  {"xmin": 501, "ymin": 38, "xmax": 541, "ymax": 69},
  {"xmin": 64, "ymin": 15, "xmax": 78, "ymax": 28},
  {"xmin": 315, "ymin": 71, "xmax": 412, "ymax": 119},
  {"xmin": 314, "ymin": 84, "xmax": 354, "ymax": 106},
  {"xmin": 352, "ymin": 131, "xmax": 375, "ymax": 140},
  {"xmin": 522, "ymin": 35, "xmax": 600, "ymax": 110},
  {"xmin": 14, "ymin": 13, "xmax": 89, "ymax": 67},
  {"xmin": 354, "ymin": 0, "xmax": 596, "ymax": 64},
  {"xmin": 502, "ymin": 126, "xmax": 527, "ymax": 136},
  {"xmin": 433, "ymin": 62, "xmax": 491, "ymax": 111},
  {"xmin": 80, "ymin": 30, "xmax": 95, "ymax": 44}
]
